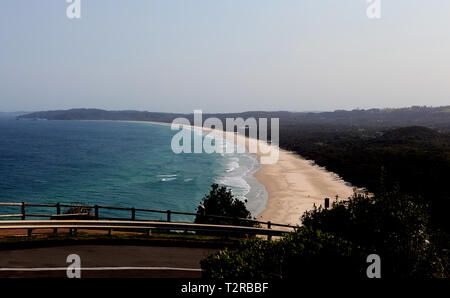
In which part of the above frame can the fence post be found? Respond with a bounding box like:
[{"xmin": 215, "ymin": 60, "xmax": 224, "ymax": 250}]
[
  {"xmin": 21, "ymin": 202, "xmax": 26, "ymax": 220},
  {"xmin": 52, "ymin": 203, "xmax": 61, "ymax": 233},
  {"xmin": 167, "ymin": 210, "xmax": 171, "ymax": 222},
  {"xmin": 27, "ymin": 229, "xmax": 32, "ymax": 237},
  {"xmin": 267, "ymin": 221, "xmax": 272, "ymax": 241},
  {"xmin": 94, "ymin": 205, "xmax": 99, "ymax": 220},
  {"xmin": 324, "ymin": 198, "xmax": 330, "ymax": 210},
  {"xmin": 131, "ymin": 208, "xmax": 136, "ymax": 221}
]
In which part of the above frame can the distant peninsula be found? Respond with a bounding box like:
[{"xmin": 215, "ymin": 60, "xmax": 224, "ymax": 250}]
[{"xmin": 17, "ymin": 106, "xmax": 450, "ymax": 130}]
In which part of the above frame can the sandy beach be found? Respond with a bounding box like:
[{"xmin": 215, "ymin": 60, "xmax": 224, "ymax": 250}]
[
  {"xmin": 134, "ymin": 121, "xmax": 355, "ymax": 227},
  {"xmin": 203, "ymin": 127, "xmax": 354, "ymax": 226},
  {"xmin": 253, "ymin": 150, "xmax": 354, "ymax": 226}
]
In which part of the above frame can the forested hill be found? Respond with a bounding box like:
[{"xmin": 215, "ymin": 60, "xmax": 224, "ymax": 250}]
[
  {"xmin": 18, "ymin": 106, "xmax": 450, "ymax": 130},
  {"xmin": 284, "ymin": 125, "xmax": 450, "ymax": 235},
  {"xmin": 18, "ymin": 109, "xmax": 186, "ymax": 123}
]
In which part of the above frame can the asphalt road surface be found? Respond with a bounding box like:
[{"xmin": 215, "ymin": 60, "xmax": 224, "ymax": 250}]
[{"xmin": 0, "ymin": 245, "xmax": 218, "ymax": 278}]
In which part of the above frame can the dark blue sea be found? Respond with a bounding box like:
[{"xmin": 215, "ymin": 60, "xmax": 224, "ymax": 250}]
[{"xmin": 0, "ymin": 118, "xmax": 267, "ymax": 221}]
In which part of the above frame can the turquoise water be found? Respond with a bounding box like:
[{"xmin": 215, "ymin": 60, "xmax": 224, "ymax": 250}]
[{"xmin": 0, "ymin": 119, "xmax": 267, "ymax": 221}]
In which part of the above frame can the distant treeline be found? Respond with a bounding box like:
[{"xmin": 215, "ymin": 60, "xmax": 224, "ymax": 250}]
[{"xmin": 18, "ymin": 106, "xmax": 450, "ymax": 130}]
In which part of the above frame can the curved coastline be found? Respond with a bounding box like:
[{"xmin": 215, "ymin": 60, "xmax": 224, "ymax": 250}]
[{"xmin": 129, "ymin": 120, "xmax": 354, "ymax": 227}]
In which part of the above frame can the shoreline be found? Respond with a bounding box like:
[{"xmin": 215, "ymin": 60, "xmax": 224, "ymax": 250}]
[{"xmin": 130, "ymin": 120, "xmax": 355, "ymax": 227}]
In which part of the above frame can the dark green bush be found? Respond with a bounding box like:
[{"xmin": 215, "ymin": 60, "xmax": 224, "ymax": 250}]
[
  {"xmin": 64, "ymin": 206, "xmax": 92, "ymax": 215},
  {"xmin": 201, "ymin": 227, "xmax": 366, "ymax": 279},
  {"xmin": 201, "ymin": 190, "xmax": 447, "ymax": 279},
  {"xmin": 301, "ymin": 190, "xmax": 446, "ymax": 278},
  {"xmin": 195, "ymin": 184, "xmax": 258, "ymax": 227}
]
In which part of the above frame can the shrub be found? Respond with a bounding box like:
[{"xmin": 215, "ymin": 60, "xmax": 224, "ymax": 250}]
[
  {"xmin": 301, "ymin": 190, "xmax": 446, "ymax": 278},
  {"xmin": 201, "ymin": 189, "xmax": 447, "ymax": 279},
  {"xmin": 195, "ymin": 184, "xmax": 258, "ymax": 227},
  {"xmin": 201, "ymin": 227, "xmax": 366, "ymax": 279},
  {"xmin": 64, "ymin": 206, "xmax": 92, "ymax": 216}
]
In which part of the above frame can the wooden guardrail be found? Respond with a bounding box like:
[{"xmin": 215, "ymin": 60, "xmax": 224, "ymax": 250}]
[
  {"xmin": 0, "ymin": 220, "xmax": 289, "ymax": 238},
  {"xmin": 0, "ymin": 202, "xmax": 298, "ymax": 235}
]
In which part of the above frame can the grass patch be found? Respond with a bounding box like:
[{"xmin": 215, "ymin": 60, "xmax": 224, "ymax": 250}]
[{"xmin": 0, "ymin": 230, "xmax": 242, "ymax": 250}]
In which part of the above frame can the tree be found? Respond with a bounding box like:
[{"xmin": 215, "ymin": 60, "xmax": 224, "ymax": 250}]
[{"xmin": 195, "ymin": 184, "xmax": 257, "ymax": 227}]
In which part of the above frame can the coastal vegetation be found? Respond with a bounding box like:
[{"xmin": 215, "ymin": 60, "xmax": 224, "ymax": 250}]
[
  {"xmin": 201, "ymin": 190, "xmax": 448, "ymax": 279},
  {"xmin": 63, "ymin": 206, "xmax": 93, "ymax": 216},
  {"xmin": 280, "ymin": 126, "xmax": 450, "ymax": 238},
  {"xmin": 195, "ymin": 184, "xmax": 257, "ymax": 227},
  {"xmin": 201, "ymin": 227, "xmax": 365, "ymax": 279}
]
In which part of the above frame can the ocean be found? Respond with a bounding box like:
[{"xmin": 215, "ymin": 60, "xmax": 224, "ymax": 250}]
[{"xmin": 0, "ymin": 119, "xmax": 268, "ymax": 221}]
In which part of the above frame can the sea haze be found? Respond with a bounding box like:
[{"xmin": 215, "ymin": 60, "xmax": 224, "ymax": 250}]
[{"xmin": 0, "ymin": 119, "xmax": 267, "ymax": 221}]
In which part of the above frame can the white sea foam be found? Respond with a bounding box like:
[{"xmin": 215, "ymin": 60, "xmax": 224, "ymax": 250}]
[
  {"xmin": 214, "ymin": 138, "xmax": 268, "ymax": 217},
  {"xmin": 216, "ymin": 175, "xmax": 251, "ymax": 195},
  {"xmin": 226, "ymin": 157, "xmax": 240, "ymax": 173},
  {"xmin": 160, "ymin": 177, "xmax": 177, "ymax": 182}
]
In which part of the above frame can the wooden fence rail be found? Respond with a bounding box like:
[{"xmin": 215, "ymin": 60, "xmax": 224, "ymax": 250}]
[
  {"xmin": 0, "ymin": 220, "xmax": 289, "ymax": 239},
  {"xmin": 0, "ymin": 202, "xmax": 298, "ymax": 231}
]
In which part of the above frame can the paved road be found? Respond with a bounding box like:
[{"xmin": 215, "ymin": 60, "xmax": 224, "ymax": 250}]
[{"xmin": 0, "ymin": 245, "xmax": 218, "ymax": 278}]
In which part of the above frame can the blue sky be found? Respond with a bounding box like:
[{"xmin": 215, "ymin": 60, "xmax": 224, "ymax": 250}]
[{"xmin": 1, "ymin": 0, "xmax": 449, "ymax": 112}]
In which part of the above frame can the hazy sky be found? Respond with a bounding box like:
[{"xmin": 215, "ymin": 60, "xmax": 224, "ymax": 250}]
[{"xmin": 1, "ymin": 0, "xmax": 449, "ymax": 113}]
